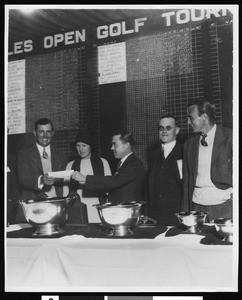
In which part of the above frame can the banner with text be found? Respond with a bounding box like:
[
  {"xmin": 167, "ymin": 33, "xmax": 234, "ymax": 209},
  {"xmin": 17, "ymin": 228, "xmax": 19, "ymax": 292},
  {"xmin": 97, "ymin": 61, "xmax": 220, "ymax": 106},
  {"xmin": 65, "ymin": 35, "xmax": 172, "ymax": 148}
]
[{"xmin": 8, "ymin": 8, "xmax": 231, "ymax": 58}]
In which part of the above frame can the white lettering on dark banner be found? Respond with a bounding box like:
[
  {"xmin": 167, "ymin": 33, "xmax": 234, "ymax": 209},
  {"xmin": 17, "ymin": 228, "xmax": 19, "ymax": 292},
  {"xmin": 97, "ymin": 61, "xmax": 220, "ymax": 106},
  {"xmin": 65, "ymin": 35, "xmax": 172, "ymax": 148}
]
[
  {"xmin": 161, "ymin": 8, "xmax": 227, "ymax": 26},
  {"xmin": 44, "ymin": 30, "xmax": 86, "ymax": 49},
  {"xmin": 8, "ymin": 9, "xmax": 229, "ymax": 57},
  {"xmin": 97, "ymin": 17, "xmax": 147, "ymax": 39},
  {"xmin": 8, "ymin": 40, "xmax": 33, "ymax": 56}
]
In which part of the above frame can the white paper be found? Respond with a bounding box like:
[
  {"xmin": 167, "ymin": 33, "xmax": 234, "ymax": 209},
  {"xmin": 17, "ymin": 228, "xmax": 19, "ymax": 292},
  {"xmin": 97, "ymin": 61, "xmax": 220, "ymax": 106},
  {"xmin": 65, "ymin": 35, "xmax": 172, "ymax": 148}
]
[
  {"xmin": 48, "ymin": 170, "xmax": 74, "ymax": 179},
  {"xmin": 176, "ymin": 159, "xmax": 183, "ymax": 179},
  {"xmin": 98, "ymin": 42, "xmax": 127, "ymax": 85},
  {"xmin": 8, "ymin": 60, "xmax": 26, "ymax": 134}
]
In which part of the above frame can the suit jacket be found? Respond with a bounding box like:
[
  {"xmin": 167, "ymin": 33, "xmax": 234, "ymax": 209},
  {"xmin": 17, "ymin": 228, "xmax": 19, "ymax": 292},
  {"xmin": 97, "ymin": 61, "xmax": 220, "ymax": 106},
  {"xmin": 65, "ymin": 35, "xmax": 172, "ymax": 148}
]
[
  {"xmin": 85, "ymin": 153, "xmax": 145, "ymax": 204},
  {"xmin": 17, "ymin": 144, "xmax": 68, "ymax": 200},
  {"xmin": 147, "ymin": 141, "xmax": 183, "ymax": 225},
  {"xmin": 181, "ymin": 125, "xmax": 232, "ymax": 211}
]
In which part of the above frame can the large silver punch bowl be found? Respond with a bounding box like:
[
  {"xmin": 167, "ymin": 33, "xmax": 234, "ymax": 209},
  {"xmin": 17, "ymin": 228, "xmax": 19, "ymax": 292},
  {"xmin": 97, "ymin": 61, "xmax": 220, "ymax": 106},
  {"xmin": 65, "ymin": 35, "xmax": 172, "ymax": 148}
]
[
  {"xmin": 213, "ymin": 218, "xmax": 233, "ymax": 242},
  {"xmin": 95, "ymin": 201, "xmax": 145, "ymax": 236},
  {"xmin": 176, "ymin": 211, "xmax": 207, "ymax": 233},
  {"xmin": 19, "ymin": 195, "xmax": 78, "ymax": 236}
]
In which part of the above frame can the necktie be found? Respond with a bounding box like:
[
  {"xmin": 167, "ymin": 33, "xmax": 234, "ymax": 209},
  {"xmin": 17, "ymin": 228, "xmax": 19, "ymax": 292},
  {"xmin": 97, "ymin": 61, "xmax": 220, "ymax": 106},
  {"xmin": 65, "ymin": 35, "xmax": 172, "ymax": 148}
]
[
  {"xmin": 114, "ymin": 160, "xmax": 122, "ymax": 175},
  {"xmin": 42, "ymin": 147, "xmax": 48, "ymax": 159},
  {"xmin": 200, "ymin": 133, "xmax": 208, "ymax": 147}
]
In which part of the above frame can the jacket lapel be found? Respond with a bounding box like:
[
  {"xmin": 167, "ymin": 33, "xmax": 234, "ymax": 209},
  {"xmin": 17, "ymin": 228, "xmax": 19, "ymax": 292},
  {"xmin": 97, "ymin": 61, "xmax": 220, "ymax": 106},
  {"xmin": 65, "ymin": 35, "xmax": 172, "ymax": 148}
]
[
  {"xmin": 120, "ymin": 153, "xmax": 134, "ymax": 169},
  {"xmin": 190, "ymin": 135, "xmax": 200, "ymax": 182},
  {"xmin": 50, "ymin": 145, "xmax": 60, "ymax": 171},
  {"xmin": 28, "ymin": 145, "xmax": 43, "ymax": 173},
  {"xmin": 165, "ymin": 142, "xmax": 180, "ymax": 161},
  {"xmin": 211, "ymin": 125, "xmax": 224, "ymax": 167},
  {"xmin": 50, "ymin": 145, "xmax": 64, "ymax": 197}
]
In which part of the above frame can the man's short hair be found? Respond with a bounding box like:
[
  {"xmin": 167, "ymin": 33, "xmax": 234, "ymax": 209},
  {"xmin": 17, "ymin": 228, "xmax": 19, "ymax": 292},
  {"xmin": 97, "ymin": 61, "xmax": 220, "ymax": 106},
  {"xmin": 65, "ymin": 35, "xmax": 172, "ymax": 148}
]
[
  {"xmin": 159, "ymin": 113, "xmax": 179, "ymax": 127},
  {"xmin": 187, "ymin": 98, "xmax": 216, "ymax": 124},
  {"xmin": 35, "ymin": 118, "xmax": 54, "ymax": 131},
  {"xmin": 115, "ymin": 129, "xmax": 136, "ymax": 147}
]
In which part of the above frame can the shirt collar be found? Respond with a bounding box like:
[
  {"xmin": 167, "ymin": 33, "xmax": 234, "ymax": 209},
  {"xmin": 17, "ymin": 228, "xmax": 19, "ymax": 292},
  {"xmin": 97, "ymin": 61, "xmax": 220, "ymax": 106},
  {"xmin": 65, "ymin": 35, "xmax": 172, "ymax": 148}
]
[
  {"xmin": 206, "ymin": 123, "xmax": 216, "ymax": 138},
  {"xmin": 161, "ymin": 140, "xmax": 176, "ymax": 151},
  {"xmin": 36, "ymin": 143, "xmax": 51, "ymax": 155},
  {"xmin": 201, "ymin": 123, "xmax": 216, "ymax": 144},
  {"xmin": 120, "ymin": 152, "xmax": 133, "ymax": 164}
]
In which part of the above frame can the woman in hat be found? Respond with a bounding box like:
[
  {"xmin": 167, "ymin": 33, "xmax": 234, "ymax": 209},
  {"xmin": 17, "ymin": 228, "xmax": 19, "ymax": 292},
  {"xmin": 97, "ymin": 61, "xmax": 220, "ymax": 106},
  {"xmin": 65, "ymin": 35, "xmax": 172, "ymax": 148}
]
[{"xmin": 63, "ymin": 129, "xmax": 111, "ymax": 223}]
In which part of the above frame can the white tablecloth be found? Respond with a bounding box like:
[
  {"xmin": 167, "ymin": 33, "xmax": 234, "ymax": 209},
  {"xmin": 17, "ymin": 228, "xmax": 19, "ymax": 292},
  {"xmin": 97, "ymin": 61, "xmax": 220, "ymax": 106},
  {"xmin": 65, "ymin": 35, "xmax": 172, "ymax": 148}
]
[{"xmin": 5, "ymin": 225, "xmax": 237, "ymax": 292}]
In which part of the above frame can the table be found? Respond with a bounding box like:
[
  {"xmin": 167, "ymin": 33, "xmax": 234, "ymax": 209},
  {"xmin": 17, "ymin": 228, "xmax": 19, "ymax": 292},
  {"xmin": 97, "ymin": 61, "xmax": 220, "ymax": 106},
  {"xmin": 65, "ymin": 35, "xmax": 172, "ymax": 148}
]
[{"xmin": 5, "ymin": 223, "xmax": 237, "ymax": 292}]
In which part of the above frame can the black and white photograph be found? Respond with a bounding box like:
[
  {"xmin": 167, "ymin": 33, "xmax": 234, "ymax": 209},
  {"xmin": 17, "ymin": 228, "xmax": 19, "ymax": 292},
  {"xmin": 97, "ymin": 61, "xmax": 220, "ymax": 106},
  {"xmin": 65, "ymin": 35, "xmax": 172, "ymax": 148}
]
[{"xmin": 4, "ymin": 4, "xmax": 238, "ymax": 294}]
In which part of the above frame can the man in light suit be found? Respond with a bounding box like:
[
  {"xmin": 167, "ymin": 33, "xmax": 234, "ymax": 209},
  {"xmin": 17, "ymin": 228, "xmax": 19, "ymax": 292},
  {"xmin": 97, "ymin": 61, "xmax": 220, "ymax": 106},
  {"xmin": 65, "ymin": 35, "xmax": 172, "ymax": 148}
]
[
  {"xmin": 147, "ymin": 114, "xmax": 183, "ymax": 226},
  {"xmin": 16, "ymin": 118, "xmax": 67, "ymax": 221},
  {"xmin": 71, "ymin": 130, "xmax": 145, "ymax": 204},
  {"xmin": 181, "ymin": 99, "xmax": 232, "ymax": 221}
]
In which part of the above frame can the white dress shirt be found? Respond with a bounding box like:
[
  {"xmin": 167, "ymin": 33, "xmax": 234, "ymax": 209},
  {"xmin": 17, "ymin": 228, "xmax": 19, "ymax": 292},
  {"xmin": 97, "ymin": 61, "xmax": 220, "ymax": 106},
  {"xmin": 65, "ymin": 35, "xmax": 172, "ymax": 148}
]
[
  {"xmin": 36, "ymin": 144, "xmax": 57, "ymax": 198},
  {"xmin": 162, "ymin": 140, "xmax": 176, "ymax": 159},
  {"xmin": 37, "ymin": 144, "xmax": 52, "ymax": 189},
  {"xmin": 193, "ymin": 124, "xmax": 233, "ymax": 205},
  {"xmin": 36, "ymin": 143, "xmax": 51, "ymax": 158}
]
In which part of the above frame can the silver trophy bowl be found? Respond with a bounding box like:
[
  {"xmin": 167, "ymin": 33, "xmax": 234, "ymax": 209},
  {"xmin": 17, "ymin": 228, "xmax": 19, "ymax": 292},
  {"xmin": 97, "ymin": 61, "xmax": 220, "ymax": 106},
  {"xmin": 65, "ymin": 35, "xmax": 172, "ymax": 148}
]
[
  {"xmin": 95, "ymin": 201, "xmax": 145, "ymax": 236},
  {"xmin": 212, "ymin": 218, "xmax": 233, "ymax": 242},
  {"xmin": 176, "ymin": 211, "xmax": 208, "ymax": 233},
  {"xmin": 19, "ymin": 195, "xmax": 78, "ymax": 236}
]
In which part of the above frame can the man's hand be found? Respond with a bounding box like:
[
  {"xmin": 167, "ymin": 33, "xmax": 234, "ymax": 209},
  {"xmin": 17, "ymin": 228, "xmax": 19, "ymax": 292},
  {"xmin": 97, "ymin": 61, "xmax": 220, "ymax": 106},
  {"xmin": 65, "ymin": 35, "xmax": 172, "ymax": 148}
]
[
  {"xmin": 41, "ymin": 173, "xmax": 55, "ymax": 186},
  {"xmin": 71, "ymin": 171, "xmax": 86, "ymax": 184}
]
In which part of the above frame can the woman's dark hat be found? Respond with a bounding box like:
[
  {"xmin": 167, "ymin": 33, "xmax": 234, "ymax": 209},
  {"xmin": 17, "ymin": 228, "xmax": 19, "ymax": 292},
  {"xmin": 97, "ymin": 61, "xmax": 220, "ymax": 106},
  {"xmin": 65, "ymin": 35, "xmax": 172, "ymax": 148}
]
[{"xmin": 74, "ymin": 129, "xmax": 94, "ymax": 147}]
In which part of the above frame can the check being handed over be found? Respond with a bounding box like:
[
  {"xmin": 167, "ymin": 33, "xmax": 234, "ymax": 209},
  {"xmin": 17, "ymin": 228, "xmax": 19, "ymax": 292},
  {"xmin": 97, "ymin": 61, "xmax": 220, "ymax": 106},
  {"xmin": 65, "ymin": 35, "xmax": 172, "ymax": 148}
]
[{"xmin": 48, "ymin": 170, "xmax": 74, "ymax": 179}]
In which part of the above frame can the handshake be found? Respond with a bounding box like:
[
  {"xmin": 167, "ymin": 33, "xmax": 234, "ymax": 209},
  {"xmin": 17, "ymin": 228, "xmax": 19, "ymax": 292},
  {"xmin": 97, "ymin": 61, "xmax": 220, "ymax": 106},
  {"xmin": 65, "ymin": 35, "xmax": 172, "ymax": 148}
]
[{"xmin": 71, "ymin": 171, "xmax": 86, "ymax": 184}]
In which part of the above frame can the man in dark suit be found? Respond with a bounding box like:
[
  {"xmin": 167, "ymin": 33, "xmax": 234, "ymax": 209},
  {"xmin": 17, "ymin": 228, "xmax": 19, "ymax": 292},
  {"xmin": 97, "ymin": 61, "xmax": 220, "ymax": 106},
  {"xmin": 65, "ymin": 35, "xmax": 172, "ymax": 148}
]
[
  {"xmin": 147, "ymin": 114, "xmax": 183, "ymax": 226},
  {"xmin": 16, "ymin": 118, "xmax": 67, "ymax": 221},
  {"xmin": 181, "ymin": 99, "xmax": 232, "ymax": 221},
  {"xmin": 70, "ymin": 130, "xmax": 145, "ymax": 204}
]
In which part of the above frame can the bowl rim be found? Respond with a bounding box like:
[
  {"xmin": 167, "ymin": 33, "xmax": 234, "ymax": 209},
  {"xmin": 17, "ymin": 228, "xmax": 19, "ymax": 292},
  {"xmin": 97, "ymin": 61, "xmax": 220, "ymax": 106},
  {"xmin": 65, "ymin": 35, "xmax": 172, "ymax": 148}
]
[
  {"xmin": 95, "ymin": 201, "xmax": 144, "ymax": 209},
  {"xmin": 21, "ymin": 197, "xmax": 70, "ymax": 204},
  {"xmin": 212, "ymin": 218, "xmax": 233, "ymax": 225},
  {"xmin": 176, "ymin": 211, "xmax": 208, "ymax": 217}
]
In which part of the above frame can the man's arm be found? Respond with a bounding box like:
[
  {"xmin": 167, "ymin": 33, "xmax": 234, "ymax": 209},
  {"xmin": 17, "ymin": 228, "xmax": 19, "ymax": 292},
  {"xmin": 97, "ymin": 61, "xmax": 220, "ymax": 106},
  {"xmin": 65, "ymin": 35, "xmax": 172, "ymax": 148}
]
[{"xmin": 72, "ymin": 159, "xmax": 145, "ymax": 192}]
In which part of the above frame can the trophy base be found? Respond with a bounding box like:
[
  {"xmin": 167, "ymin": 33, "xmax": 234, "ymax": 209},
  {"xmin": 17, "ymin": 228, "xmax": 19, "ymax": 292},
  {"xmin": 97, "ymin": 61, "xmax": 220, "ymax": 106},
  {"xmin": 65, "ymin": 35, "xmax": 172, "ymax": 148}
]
[
  {"xmin": 32, "ymin": 224, "xmax": 64, "ymax": 236},
  {"xmin": 109, "ymin": 226, "xmax": 134, "ymax": 237}
]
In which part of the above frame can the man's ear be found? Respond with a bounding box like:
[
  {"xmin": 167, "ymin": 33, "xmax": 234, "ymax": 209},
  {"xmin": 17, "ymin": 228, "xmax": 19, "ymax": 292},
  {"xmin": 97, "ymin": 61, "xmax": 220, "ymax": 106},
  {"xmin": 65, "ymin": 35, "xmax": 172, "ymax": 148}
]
[
  {"xmin": 202, "ymin": 113, "xmax": 208, "ymax": 122},
  {"xmin": 175, "ymin": 127, "xmax": 180, "ymax": 135},
  {"xmin": 33, "ymin": 130, "xmax": 36, "ymax": 137}
]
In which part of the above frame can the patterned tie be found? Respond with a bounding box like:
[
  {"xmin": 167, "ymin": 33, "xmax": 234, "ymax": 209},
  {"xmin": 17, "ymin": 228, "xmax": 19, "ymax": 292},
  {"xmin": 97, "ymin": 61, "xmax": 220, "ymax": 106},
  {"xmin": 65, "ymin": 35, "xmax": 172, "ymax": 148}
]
[
  {"xmin": 114, "ymin": 160, "xmax": 122, "ymax": 175},
  {"xmin": 200, "ymin": 133, "xmax": 208, "ymax": 147},
  {"xmin": 42, "ymin": 147, "xmax": 48, "ymax": 159}
]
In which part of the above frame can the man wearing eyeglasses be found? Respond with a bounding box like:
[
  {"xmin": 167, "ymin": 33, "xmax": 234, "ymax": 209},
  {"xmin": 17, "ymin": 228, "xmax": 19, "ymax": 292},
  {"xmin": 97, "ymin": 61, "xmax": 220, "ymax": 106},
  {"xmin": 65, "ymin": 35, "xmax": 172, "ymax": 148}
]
[{"xmin": 147, "ymin": 113, "xmax": 183, "ymax": 226}]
